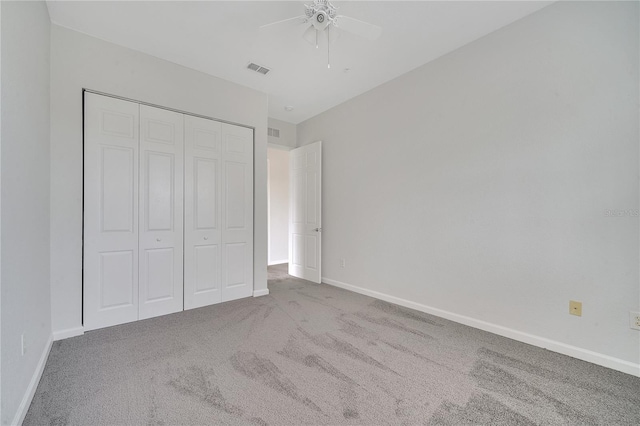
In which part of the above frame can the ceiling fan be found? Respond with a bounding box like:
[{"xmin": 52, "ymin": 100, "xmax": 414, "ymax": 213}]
[{"xmin": 260, "ymin": 0, "xmax": 382, "ymax": 68}]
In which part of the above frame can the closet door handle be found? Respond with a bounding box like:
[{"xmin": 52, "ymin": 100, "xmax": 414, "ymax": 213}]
[
  {"xmin": 156, "ymin": 238, "xmax": 161, "ymax": 242},
  {"xmin": 204, "ymin": 236, "xmax": 209, "ymax": 240}
]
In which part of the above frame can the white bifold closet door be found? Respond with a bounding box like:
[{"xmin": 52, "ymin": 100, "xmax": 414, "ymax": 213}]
[
  {"xmin": 138, "ymin": 105, "xmax": 184, "ymax": 320},
  {"xmin": 84, "ymin": 92, "xmax": 253, "ymax": 331},
  {"xmin": 184, "ymin": 115, "xmax": 254, "ymax": 309},
  {"xmin": 219, "ymin": 121, "xmax": 254, "ymax": 302},
  {"xmin": 84, "ymin": 93, "xmax": 141, "ymax": 330}
]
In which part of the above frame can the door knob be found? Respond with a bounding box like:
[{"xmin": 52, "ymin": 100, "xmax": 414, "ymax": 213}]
[
  {"xmin": 204, "ymin": 236, "xmax": 209, "ymax": 240},
  {"xmin": 156, "ymin": 238, "xmax": 161, "ymax": 242},
  {"xmin": 313, "ymin": 228, "xmax": 322, "ymax": 232}
]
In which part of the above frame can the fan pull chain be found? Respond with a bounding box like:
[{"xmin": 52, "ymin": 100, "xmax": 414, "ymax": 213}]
[{"xmin": 327, "ymin": 26, "xmax": 331, "ymax": 68}]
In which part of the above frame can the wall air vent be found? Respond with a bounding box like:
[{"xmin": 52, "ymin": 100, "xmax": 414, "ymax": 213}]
[
  {"xmin": 247, "ymin": 62, "xmax": 271, "ymax": 75},
  {"xmin": 268, "ymin": 128, "xmax": 280, "ymax": 138}
]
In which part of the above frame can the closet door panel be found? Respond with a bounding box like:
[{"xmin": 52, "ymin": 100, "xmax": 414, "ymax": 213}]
[
  {"xmin": 145, "ymin": 152, "xmax": 174, "ymax": 230},
  {"xmin": 99, "ymin": 251, "xmax": 135, "ymax": 308},
  {"xmin": 225, "ymin": 162, "xmax": 247, "ymax": 229},
  {"xmin": 84, "ymin": 93, "xmax": 140, "ymax": 331},
  {"xmin": 145, "ymin": 248, "xmax": 175, "ymax": 300},
  {"xmin": 138, "ymin": 105, "xmax": 184, "ymax": 319},
  {"xmin": 221, "ymin": 123, "xmax": 254, "ymax": 302},
  {"xmin": 101, "ymin": 147, "xmax": 135, "ymax": 232},
  {"xmin": 195, "ymin": 158, "xmax": 218, "ymax": 229},
  {"xmin": 194, "ymin": 245, "xmax": 219, "ymax": 293},
  {"xmin": 184, "ymin": 115, "xmax": 223, "ymax": 309}
]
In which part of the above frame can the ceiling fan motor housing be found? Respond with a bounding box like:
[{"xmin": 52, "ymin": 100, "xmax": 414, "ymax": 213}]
[{"xmin": 312, "ymin": 11, "xmax": 330, "ymax": 30}]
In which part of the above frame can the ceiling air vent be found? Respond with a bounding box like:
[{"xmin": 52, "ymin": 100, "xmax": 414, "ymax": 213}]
[
  {"xmin": 268, "ymin": 127, "xmax": 280, "ymax": 138},
  {"xmin": 247, "ymin": 62, "xmax": 270, "ymax": 75}
]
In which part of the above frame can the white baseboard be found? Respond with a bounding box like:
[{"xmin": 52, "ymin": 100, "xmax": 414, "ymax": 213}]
[
  {"xmin": 12, "ymin": 334, "xmax": 53, "ymax": 425},
  {"xmin": 253, "ymin": 288, "xmax": 270, "ymax": 297},
  {"xmin": 268, "ymin": 259, "xmax": 288, "ymax": 266},
  {"xmin": 322, "ymin": 277, "xmax": 640, "ymax": 377},
  {"xmin": 53, "ymin": 326, "xmax": 84, "ymax": 341}
]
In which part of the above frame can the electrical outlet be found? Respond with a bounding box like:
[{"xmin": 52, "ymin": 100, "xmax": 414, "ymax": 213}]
[
  {"xmin": 21, "ymin": 334, "xmax": 26, "ymax": 356},
  {"xmin": 339, "ymin": 258, "xmax": 345, "ymax": 268},
  {"xmin": 569, "ymin": 300, "xmax": 582, "ymax": 317},
  {"xmin": 630, "ymin": 311, "xmax": 640, "ymax": 331}
]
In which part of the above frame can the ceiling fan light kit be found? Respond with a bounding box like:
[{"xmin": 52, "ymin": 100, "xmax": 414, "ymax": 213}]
[{"xmin": 261, "ymin": 0, "xmax": 381, "ymax": 69}]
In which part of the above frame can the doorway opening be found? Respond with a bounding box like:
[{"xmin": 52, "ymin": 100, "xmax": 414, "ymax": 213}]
[
  {"xmin": 267, "ymin": 146, "xmax": 291, "ymax": 267},
  {"xmin": 266, "ymin": 124, "xmax": 322, "ymax": 283}
]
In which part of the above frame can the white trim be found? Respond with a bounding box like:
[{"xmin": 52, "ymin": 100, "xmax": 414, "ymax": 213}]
[
  {"xmin": 12, "ymin": 334, "xmax": 53, "ymax": 425},
  {"xmin": 322, "ymin": 277, "xmax": 640, "ymax": 377},
  {"xmin": 53, "ymin": 326, "xmax": 84, "ymax": 341},
  {"xmin": 84, "ymin": 89, "xmax": 253, "ymax": 130},
  {"xmin": 268, "ymin": 259, "xmax": 288, "ymax": 266},
  {"xmin": 268, "ymin": 142, "xmax": 294, "ymax": 151},
  {"xmin": 253, "ymin": 288, "xmax": 270, "ymax": 297}
]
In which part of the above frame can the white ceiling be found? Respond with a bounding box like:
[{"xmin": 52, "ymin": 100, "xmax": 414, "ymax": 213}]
[{"xmin": 46, "ymin": 1, "xmax": 552, "ymax": 124}]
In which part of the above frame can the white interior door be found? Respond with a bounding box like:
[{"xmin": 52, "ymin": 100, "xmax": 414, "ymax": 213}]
[
  {"xmin": 221, "ymin": 123, "xmax": 254, "ymax": 302},
  {"xmin": 289, "ymin": 141, "xmax": 322, "ymax": 283},
  {"xmin": 138, "ymin": 105, "xmax": 184, "ymax": 320},
  {"xmin": 184, "ymin": 115, "xmax": 223, "ymax": 309},
  {"xmin": 84, "ymin": 93, "xmax": 140, "ymax": 331}
]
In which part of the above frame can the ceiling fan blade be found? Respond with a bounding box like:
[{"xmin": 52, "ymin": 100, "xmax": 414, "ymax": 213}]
[
  {"xmin": 334, "ymin": 15, "xmax": 382, "ymax": 40},
  {"xmin": 260, "ymin": 15, "xmax": 307, "ymax": 30},
  {"xmin": 302, "ymin": 25, "xmax": 317, "ymax": 46},
  {"xmin": 328, "ymin": 26, "xmax": 342, "ymax": 44}
]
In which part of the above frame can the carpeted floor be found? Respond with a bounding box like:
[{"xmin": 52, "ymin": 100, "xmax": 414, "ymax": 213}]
[{"xmin": 25, "ymin": 264, "xmax": 640, "ymax": 425}]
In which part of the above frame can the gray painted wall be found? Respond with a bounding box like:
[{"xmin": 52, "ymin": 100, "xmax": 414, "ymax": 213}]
[
  {"xmin": 1, "ymin": 1, "xmax": 52, "ymax": 424},
  {"xmin": 268, "ymin": 117, "xmax": 297, "ymax": 148},
  {"xmin": 297, "ymin": 1, "xmax": 639, "ymax": 366},
  {"xmin": 49, "ymin": 25, "xmax": 269, "ymax": 336}
]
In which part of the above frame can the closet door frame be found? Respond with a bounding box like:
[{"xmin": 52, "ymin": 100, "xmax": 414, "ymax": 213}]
[{"xmin": 82, "ymin": 89, "xmax": 256, "ymax": 328}]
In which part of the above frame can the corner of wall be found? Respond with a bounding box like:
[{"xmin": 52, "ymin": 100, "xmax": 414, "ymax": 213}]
[{"xmin": 10, "ymin": 335, "xmax": 53, "ymax": 426}]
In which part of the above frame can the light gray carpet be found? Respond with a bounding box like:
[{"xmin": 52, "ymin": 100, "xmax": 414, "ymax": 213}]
[{"xmin": 25, "ymin": 264, "xmax": 640, "ymax": 425}]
